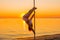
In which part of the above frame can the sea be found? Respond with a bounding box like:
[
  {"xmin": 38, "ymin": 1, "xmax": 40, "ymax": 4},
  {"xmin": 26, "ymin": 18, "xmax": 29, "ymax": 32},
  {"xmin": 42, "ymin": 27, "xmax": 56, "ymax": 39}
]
[{"xmin": 0, "ymin": 18, "xmax": 60, "ymax": 38}]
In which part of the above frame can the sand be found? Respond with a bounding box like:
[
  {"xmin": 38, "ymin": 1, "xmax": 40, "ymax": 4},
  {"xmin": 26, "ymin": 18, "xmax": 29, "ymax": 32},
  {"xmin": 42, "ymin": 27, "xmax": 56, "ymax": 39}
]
[{"xmin": 0, "ymin": 34, "xmax": 60, "ymax": 40}]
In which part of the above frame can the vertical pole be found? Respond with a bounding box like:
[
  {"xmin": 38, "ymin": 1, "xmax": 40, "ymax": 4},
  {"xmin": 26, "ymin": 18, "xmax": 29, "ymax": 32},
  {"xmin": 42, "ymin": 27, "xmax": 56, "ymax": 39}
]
[{"xmin": 33, "ymin": 0, "xmax": 36, "ymax": 40}]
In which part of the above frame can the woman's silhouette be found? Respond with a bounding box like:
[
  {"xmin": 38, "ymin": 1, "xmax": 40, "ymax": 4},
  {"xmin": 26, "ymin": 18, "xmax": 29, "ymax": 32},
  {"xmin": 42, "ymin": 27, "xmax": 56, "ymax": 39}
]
[{"xmin": 23, "ymin": 7, "xmax": 37, "ymax": 33}]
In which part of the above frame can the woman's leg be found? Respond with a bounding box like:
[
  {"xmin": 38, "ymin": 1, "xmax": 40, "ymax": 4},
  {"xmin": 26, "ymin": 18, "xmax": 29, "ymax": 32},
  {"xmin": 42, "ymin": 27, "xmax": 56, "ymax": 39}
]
[
  {"xmin": 30, "ymin": 13, "xmax": 34, "ymax": 20},
  {"xmin": 23, "ymin": 7, "xmax": 36, "ymax": 25},
  {"xmin": 23, "ymin": 7, "xmax": 36, "ymax": 19}
]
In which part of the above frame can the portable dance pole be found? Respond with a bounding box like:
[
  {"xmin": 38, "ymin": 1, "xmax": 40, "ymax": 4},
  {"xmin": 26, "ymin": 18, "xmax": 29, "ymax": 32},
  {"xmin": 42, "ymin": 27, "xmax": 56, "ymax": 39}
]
[{"xmin": 33, "ymin": 0, "xmax": 36, "ymax": 40}]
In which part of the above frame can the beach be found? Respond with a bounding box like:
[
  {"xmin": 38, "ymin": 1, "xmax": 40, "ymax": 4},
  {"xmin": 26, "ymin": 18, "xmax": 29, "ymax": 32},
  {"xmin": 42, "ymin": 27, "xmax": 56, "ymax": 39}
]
[{"xmin": 0, "ymin": 34, "xmax": 60, "ymax": 40}]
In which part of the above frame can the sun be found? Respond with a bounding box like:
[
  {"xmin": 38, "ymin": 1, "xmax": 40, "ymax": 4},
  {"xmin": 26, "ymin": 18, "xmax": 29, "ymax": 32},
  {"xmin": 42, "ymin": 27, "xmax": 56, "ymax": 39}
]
[{"xmin": 20, "ymin": 12, "xmax": 26, "ymax": 18}]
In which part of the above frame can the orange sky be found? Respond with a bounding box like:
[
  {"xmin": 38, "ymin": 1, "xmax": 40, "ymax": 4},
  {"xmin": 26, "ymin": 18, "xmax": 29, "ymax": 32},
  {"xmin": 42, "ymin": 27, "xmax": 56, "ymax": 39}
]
[{"xmin": 0, "ymin": 0, "xmax": 60, "ymax": 18}]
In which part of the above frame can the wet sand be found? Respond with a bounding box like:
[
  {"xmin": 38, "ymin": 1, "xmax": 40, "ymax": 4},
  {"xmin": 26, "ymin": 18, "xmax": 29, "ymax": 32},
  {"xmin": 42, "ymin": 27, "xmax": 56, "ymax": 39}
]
[{"xmin": 0, "ymin": 34, "xmax": 60, "ymax": 40}]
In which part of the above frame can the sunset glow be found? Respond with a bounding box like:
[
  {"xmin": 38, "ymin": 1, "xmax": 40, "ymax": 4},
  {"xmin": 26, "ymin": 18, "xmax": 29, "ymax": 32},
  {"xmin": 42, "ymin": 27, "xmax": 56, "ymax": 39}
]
[{"xmin": 20, "ymin": 13, "xmax": 26, "ymax": 18}]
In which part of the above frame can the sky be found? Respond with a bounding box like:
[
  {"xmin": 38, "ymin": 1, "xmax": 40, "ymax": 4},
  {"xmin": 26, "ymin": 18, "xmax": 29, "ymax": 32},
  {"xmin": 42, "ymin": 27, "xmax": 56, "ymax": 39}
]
[{"xmin": 0, "ymin": 0, "xmax": 60, "ymax": 18}]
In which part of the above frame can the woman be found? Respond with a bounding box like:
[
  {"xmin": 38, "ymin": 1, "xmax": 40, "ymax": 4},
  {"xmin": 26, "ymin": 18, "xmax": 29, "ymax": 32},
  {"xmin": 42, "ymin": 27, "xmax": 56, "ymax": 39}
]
[{"xmin": 23, "ymin": 7, "xmax": 37, "ymax": 33}]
